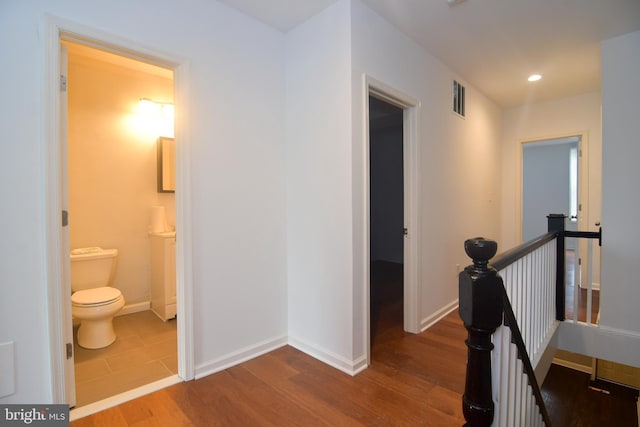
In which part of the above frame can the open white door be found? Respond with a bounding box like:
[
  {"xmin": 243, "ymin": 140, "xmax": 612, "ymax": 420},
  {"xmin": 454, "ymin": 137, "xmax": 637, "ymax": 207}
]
[
  {"xmin": 47, "ymin": 19, "xmax": 195, "ymax": 414},
  {"xmin": 522, "ymin": 136, "xmax": 581, "ymax": 243},
  {"xmin": 521, "ymin": 134, "xmax": 595, "ymax": 290},
  {"xmin": 365, "ymin": 76, "xmax": 421, "ymax": 365},
  {"xmin": 60, "ymin": 42, "xmax": 76, "ymax": 407}
]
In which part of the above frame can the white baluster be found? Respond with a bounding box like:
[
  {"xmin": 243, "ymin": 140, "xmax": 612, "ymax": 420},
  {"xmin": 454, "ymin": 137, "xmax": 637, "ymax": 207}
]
[{"xmin": 586, "ymin": 239, "xmax": 594, "ymax": 325}]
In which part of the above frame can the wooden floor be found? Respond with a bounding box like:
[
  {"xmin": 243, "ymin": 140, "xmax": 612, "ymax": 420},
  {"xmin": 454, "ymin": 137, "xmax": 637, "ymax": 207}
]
[
  {"xmin": 72, "ymin": 262, "xmax": 467, "ymax": 426},
  {"xmin": 72, "ymin": 260, "xmax": 635, "ymax": 426},
  {"xmin": 542, "ymin": 364, "xmax": 639, "ymax": 427},
  {"xmin": 564, "ymin": 250, "xmax": 600, "ymax": 323}
]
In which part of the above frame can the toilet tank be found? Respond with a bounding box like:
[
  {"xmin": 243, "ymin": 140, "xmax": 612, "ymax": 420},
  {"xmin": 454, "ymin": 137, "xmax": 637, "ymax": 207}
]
[{"xmin": 70, "ymin": 247, "xmax": 118, "ymax": 292}]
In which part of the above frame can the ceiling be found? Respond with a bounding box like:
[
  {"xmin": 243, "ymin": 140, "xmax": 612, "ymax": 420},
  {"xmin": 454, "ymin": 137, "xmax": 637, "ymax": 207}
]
[{"xmin": 218, "ymin": 0, "xmax": 640, "ymax": 108}]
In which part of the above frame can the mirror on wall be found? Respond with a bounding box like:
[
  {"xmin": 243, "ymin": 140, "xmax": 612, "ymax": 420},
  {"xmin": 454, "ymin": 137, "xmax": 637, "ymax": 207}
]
[{"xmin": 157, "ymin": 137, "xmax": 175, "ymax": 193}]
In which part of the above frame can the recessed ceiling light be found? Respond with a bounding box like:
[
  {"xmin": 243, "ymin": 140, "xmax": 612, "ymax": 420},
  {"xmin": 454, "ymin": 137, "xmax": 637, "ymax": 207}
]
[{"xmin": 528, "ymin": 74, "xmax": 542, "ymax": 82}]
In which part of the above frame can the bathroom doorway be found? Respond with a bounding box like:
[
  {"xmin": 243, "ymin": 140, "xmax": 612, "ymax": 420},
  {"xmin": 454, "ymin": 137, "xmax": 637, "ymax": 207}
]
[
  {"xmin": 63, "ymin": 39, "xmax": 178, "ymax": 408},
  {"xmin": 45, "ymin": 20, "xmax": 193, "ymax": 415}
]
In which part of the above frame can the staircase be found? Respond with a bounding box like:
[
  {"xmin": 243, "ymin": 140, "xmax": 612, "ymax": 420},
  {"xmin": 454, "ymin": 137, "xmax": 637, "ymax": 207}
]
[{"xmin": 459, "ymin": 214, "xmax": 602, "ymax": 426}]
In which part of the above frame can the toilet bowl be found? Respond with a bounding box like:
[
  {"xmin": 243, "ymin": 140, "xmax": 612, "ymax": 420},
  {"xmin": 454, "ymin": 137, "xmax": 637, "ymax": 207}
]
[{"xmin": 70, "ymin": 247, "xmax": 125, "ymax": 349}]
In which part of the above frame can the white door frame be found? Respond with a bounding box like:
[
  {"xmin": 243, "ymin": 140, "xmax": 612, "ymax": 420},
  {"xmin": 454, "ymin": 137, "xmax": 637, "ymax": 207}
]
[
  {"xmin": 363, "ymin": 75, "xmax": 421, "ymax": 364},
  {"xmin": 43, "ymin": 16, "xmax": 194, "ymax": 407},
  {"xmin": 517, "ymin": 132, "xmax": 589, "ymax": 242},
  {"xmin": 517, "ymin": 132, "xmax": 590, "ymax": 283}
]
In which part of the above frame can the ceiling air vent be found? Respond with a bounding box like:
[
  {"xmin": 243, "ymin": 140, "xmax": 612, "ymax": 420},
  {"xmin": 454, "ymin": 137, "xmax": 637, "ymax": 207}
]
[{"xmin": 453, "ymin": 80, "xmax": 465, "ymax": 117}]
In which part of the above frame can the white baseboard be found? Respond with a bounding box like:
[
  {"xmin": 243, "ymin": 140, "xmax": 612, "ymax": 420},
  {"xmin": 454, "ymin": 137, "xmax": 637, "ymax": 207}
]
[
  {"xmin": 580, "ymin": 282, "xmax": 601, "ymax": 291},
  {"xmin": 195, "ymin": 335, "xmax": 287, "ymax": 380},
  {"xmin": 117, "ymin": 301, "xmax": 151, "ymax": 316},
  {"xmin": 288, "ymin": 299, "xmax": 461, "ymax": 376},
  {"xmin": 288, "ymin": 336, "xmax": 367, "ymax": 376},
  {"xmin": 420, "ymin": 299, "xmax": 459, "ymax": 332}
]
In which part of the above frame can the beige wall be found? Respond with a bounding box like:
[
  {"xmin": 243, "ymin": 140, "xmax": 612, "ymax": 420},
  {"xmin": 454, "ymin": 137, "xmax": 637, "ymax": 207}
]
[
  {"xmin": 499, "ymin": 92, "xmax": 602, "ymax": 293},
  {"xmin": 500, "ymin": 92, "xmax": 602, "ymax": 250},
  {"xmin": 67, "ymin": 45, "xmax": 174, "ymax": 305}
]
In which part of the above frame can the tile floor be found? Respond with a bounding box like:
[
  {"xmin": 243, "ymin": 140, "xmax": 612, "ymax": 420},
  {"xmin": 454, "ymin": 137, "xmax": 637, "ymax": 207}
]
[{"xmin": 73, "ymin": 310, "xmax": 177, "ymax": 408}]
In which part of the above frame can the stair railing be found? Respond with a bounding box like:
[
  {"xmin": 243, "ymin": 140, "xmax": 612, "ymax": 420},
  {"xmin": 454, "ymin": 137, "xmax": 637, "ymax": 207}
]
[
  {"xmin": 548, "ymin": 214, "xmax": 602, "ymax": 324},
  {"xmin": 459, "ymin": 214, "xmax": 603, "ymax": 427},
  {"xmin": 459, "ymin": 235, "xmax": 556, "ymax": 427}
]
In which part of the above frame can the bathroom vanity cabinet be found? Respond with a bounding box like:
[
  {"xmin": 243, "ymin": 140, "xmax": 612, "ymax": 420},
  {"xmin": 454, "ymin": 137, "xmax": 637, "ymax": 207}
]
[{"xmin": 149, "ymin": 231, "xmax": 177, "ymax": 321}]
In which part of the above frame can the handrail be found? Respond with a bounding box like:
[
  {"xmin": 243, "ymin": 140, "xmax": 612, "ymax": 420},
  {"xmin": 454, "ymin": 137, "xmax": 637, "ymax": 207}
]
[
  {"xmin": 500, "ymin": 283, "xmax": 552, "ymax": 425},
  {"xmin": 548, "ymin": 214, "xmax": 602, "ymax": 321},
  {"xmin": 460, "ymin": 214, "xmax": 604, "ymax": 426},
  {"xmin": 564, "ymin": 230, "xmax": 602, "ymax": 247},
  {"xmin": 491, "ymin": 232, "xmax": 556, "ymax": 271}
]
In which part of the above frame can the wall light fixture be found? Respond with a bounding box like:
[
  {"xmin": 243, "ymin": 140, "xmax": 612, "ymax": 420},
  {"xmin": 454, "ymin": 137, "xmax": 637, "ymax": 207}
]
[{"xmin": 138, "ymin": 98, "xmax": 174, "ymax": 138}]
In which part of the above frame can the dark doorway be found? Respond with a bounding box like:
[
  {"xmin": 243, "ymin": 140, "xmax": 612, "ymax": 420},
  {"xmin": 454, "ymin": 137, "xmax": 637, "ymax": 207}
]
[{"xmin": 369, "ymin": 95, "xmax": 404, "ymax": 348}]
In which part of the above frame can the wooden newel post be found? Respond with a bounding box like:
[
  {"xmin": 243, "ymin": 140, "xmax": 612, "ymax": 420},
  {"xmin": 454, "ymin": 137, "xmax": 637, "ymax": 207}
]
[
  {"xmin": 547, "ymin": 214, "xmax": 566, "ymax": 321},
  {"xmin": 459, "ymin": 237, "xmax": 503, "ymax": 427}
]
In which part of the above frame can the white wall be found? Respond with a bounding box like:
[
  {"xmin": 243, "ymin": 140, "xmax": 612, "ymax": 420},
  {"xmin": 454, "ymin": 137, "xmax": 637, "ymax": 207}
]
[
  {"xmin": 285, "ymin": 0, "xmax": 503, "ymax": 372},
  {"xmin": 0, "ymin": 0, "xmax": 287, "ymax": 403},
  {"xmin": 600, "ymin": 30, "xmax": 640, "ymax": 335},
  {"xmin": 351, "ymin": 0, "xmax": 503, "ymax": 358},
  {"xmin": 285, "ymin": 0, "xmax": 357, "ymax": 372}
]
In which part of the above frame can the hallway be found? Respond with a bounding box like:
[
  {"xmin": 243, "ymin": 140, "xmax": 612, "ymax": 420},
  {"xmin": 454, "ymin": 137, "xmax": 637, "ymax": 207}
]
[{"xmin": 71, "ymin": 262, "xmax": 635, "ymax": 425}]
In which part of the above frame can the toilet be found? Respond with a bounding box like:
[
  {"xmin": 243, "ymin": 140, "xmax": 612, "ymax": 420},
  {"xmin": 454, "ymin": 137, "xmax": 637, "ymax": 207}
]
[{"xmin": 70, "ymin": 247, "xmax": 125, "ymax": 349}]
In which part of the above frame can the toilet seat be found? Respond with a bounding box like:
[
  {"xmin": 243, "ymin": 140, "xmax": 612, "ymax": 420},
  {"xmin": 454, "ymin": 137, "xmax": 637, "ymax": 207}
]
[{"xmin": 72, "ymin": 287, "xmax": 122, "ymax": 307}]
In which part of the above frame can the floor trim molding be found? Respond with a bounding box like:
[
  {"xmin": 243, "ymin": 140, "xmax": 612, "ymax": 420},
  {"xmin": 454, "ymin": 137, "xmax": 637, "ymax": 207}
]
[
  {"xmin": 288, "ymin": 336, "xmax": 366, "ymax": 376},
  {"xmin": 117, "ymin": 301, "xmax": 151, "ymax": 317},
  {"xmin": 420, "ymin": 300, "xmax": 459, "ymax": 332},
  {"xmin": 195, "ymin": 335, "xmax": 288, "ymax": 380},
  {"xmin": 70, "ymin": 375, "xmax": 182, "ymax": 421}
]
